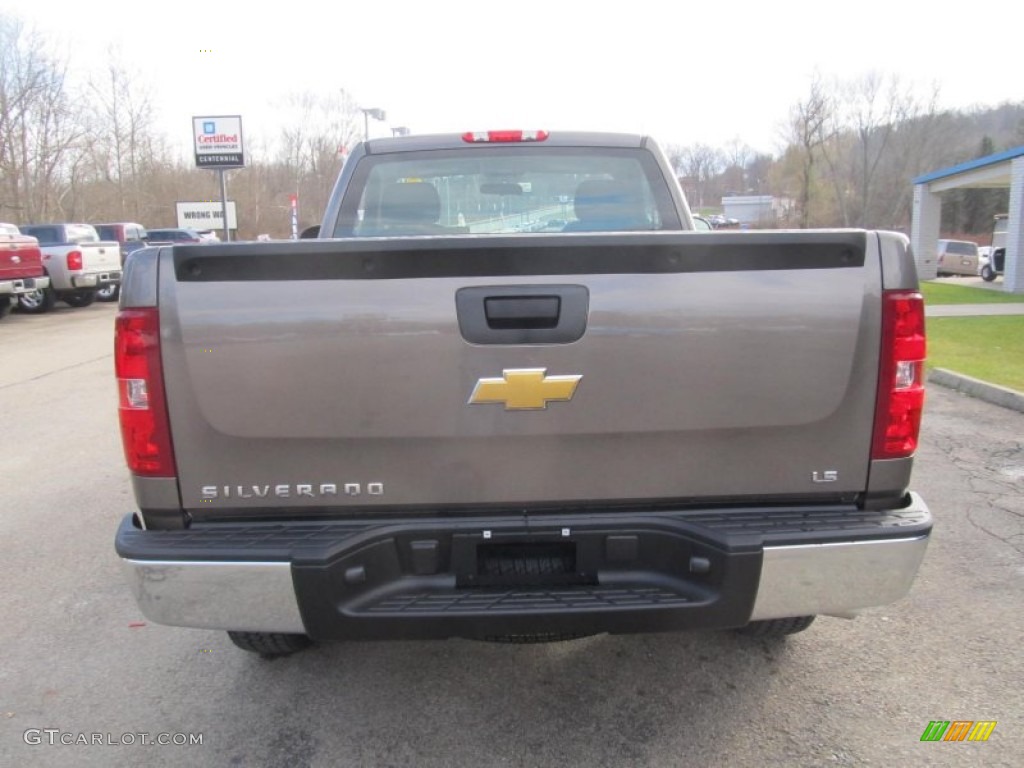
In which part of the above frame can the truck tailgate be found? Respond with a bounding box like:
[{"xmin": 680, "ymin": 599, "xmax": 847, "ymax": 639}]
[
  {"xmin": 81, "ymin": 241, "xmax": 121, "ymax": 272},
  {"xmin": 159, "ymin": 231, "xmax": 884, "ymax": 511},
  {"xmin": 0, "ymin": 237, "xmax": 43, "ymax": 280}
]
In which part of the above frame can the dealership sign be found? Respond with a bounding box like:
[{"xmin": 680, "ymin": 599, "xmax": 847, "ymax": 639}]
[
  {"xmin": 193, "ymin": 115, "xmax": 244, "ymax": 168},
  {"xmin": 176, "ymin": 201, "xmax": 238, "ymax": 230}
]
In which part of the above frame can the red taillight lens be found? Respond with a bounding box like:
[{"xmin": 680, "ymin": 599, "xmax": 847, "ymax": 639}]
[
  {"xmin": 462, "ymin": 130, "xmax": 549, "ymax": 143},
  {"xmin": 871, "ymin": 291, "xmax": 926, "ymax": 460},
  {"xmin": 67, "ymin": 250, "xmax": 83, "ymax": 270},
  {"xmin": 114, "ymin": 308, "xmax": 177, "ymax": 476}
]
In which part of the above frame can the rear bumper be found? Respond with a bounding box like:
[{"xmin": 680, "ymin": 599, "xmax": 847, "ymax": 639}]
[
  {"xmin": 0, "ymin": 276, "xmax": 50, "ymax": 296},
  {"xmin": 72, "ymin": 270, "xmax": 121, "ymax": 289},
  {"xmin": 116, "ymin": 493, "xmax": 931, "ymax": 639}
]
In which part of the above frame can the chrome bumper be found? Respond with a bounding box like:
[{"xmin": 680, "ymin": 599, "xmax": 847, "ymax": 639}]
[
  {"xmin": 122, "ymin": 559, "xmax": 305, "ymax": 633},
  {"xmin": 72, "ymin": 271, "xmax": 120, "ymax": 288},
  {"xmin": 0, "ymin": 276, "xmax": 50, "ymax": 296},
  {"xmin": 750, "ymin": 534, "xmax": 929, "ymax": 620},
  {"xmin": 120, "ymin": 493, "xmax": 931, "ymax": 635}
]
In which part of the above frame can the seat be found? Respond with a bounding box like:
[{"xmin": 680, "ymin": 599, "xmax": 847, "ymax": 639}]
[
  {"xmin": 376, "ymin": 182, "xmax": 447, "ymax": 234},
  {"xmin": 563, "ymin": 179, "xmax": 649, "ymax": 232}
]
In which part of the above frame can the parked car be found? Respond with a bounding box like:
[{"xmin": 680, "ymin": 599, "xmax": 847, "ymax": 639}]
[
  {"xmin": 145, "ymin": 228, "xmax": 205, "ymax": 244},
  {"xmin": 981, "ymin": 214, "xmax": 1007, "ymax": 282},
  {"xmin": 707, "ymin": 214, "xmax": 739, "ymax": 229},
  {"xmin": 93, "ymin": 222, "xmax": 149, "ymax": 302},
  {"xmin": 16, "ymin": 224, "xmax": 121, "ymax": 313},
  {"xmin": 195, "ymin": 229, "xmax": 221, "ymax": 243},
  {"xmin": 935, "ymin": 239, "xmax": 979, "ymax": 277},
  {"xmin": 977, "ymin": 246, "xmax": 991, "ymax": 274},
  {"xmin": 0, "ymin": 224, "xmax": 49, "ymax": 319}
]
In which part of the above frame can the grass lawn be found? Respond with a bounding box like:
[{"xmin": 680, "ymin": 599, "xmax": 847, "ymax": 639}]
[
  {"xmin": 927, "ymin": 316, "xmax": 1024, "ymax": 392},
  {"xmin": 920, "ymin": 281, "xmax": 1024, "ymax": 305}
]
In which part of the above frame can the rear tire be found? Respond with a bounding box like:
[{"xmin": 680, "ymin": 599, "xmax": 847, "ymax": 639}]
[
  {"xmin": 981, "ymin": 264, "xmax": 996, "ymax": 282},
  {"xmin": 226, "ymin": 631, "xmax": 312, "ymax": 658},
  {"xmin": 17, "ymin": 284, "xmax": 56, "ymax": 313},
  {"xmin": 62, "ymin": 290, "xmax": 97, "ymax": 308},
  {"xmin": 735, "ymin": 615, "xmax": 816, "ymax": 637},
  {"xmin": 96, "ymin": 284, "xmax": 120, "ymax": 302}
]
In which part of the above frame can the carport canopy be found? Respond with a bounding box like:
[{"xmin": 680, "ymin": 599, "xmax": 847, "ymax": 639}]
[{"xmin": 910, "ymin": 146, "xmax": 1024, "ymax": 293}]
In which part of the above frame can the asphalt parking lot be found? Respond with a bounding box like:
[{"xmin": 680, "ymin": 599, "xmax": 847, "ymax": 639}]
[{"xmin": 0, "ymin": 302, "xmax": 1021, "ymax": 767}]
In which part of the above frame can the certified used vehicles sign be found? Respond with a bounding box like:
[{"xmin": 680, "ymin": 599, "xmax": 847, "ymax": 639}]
[{"xmin": 193, "ymin": 115, "xmax": 244, "ymax": 168}]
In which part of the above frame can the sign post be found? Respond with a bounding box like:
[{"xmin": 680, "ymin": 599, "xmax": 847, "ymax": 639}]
[{"xmin": 192, "ymin": 115, "xmax": 245, "ymax": 241}]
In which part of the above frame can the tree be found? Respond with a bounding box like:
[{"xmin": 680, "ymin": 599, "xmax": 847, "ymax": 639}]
[
  {"xmin": 821, "ymin": 73, "xmax": 919, "ymax": 227},
  {"xmin": 0, "ymin": 14, "xmax": 86, "ymax": 221},
  {"xmin": 721, "ymin": 137, "xmax": 753, "ymax": 195},
  {"xmin": 277, "ymin": 89, "xmax": 362, "ymax": 229},
  {"xmin": 86, "ymin": 48, "xmax": 159, "ymax": 220},
  {"xmin": 786, "ymin": 75, "xmax": 832, "ymax": 227},
  {"xmin": 944, "ymin": 136, "xmax": 1009, "ymax": 235},
  {"xmin": 677, "ymin": 143, "xmax": 723, "ymax": 209}
]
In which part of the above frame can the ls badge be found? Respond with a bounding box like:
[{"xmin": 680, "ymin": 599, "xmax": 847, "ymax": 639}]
[{"xmin": 469, "ymin": 368, "xmax": 582, "ymax": 410}]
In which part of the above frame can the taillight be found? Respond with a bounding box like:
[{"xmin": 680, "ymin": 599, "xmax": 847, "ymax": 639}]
[
  {"xmin": 114, "ymin": 308, "xmax": 177, "ymax": 476},
  {"xmin": 67, "ymin": 250, "xmax": 83, "ymax": 270},
  {"xmin": 871, "ymin": 291, "xmax": 926, "ymax": 460},
  {"xmin": 462, "ymin": 130, "xmax": 549, "ymax": 143}
]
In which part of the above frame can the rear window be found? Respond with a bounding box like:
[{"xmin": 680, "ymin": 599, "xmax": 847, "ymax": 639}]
[
  {"xmin": 21, "ymin": 226, "xmax": 61, "ymax": 244},
  {"xmin": 66, "ymin": 224, "xmax": 99, "ymax": 243},
  {"xmin": 147, "ymin": 230, "xmax": 179, "ymax": 240},
  {"xmin": 95, "ymin": 225, "xmax": 120, "ymax": 241},
  {"xmin": 333, "ymin": 147, "xmax": 680, "ymax": 237},
  {"xmin": 943, "ymin": 241, "xmax": 977, "ymax": 256}
]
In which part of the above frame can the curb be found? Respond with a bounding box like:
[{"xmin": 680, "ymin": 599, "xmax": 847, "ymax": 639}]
[{"xmin": 928, "ymin": 368, "xmax": 1024, "ymax": 413}]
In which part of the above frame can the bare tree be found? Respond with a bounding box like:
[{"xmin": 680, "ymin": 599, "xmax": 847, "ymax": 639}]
[
  {"xmin": 277, "ymin": 89, "xmax": 361, "ymax": 228},
  {"xmin": 819, "ymin": 73, "xmax": 916, "ymax": 227},
  {"xmin": 87, "ymin": 48, "xmax": 158, "ymax": 220},
  {"xmin": 721, "ymin": 137, "xmax": 753, "ymax": 195},
  {"xmin": 744, "ymin": 153, "xmax": 774, "ymax": 196},
  {"xmin": 0, "ymin": 14, "xmax": 87, "ymax": 221},
  {"xmin": 678, "ymin": 143, "xmax": 723, "ymax": 209},
  {"xmin": 785, "ymin": 74, "xmax": 833, "ymax": 227},
  {"xmin": 664, "ymin": 144, "xmax": 685, "ymax": 178},
  {"xmin": 0, "ymin": 15, "xmax": 46, "ymax": 219}
]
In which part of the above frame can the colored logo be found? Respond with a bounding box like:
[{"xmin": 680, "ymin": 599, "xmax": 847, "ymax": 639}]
[
  {"xmin": 203, "ymin": 122, "xmax": 215, "ymax": 135},
  {"xmin": 920, "ymin": 721, "xmax": 996, "ymax": 742},
  {"xmin": 469, "ymin": 368, "xmax": 582, "ymax": 410}
]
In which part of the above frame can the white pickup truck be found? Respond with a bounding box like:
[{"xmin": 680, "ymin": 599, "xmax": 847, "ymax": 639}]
[{"xmin": 17, "ymin": 223, "xmax": 122, "ymax": 313}]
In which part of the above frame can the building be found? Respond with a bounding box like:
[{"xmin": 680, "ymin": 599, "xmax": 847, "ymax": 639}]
[
  {"xmin": 910, "ymin": 146, "xmax": 1023, "ymax": 293},
  {"xmin": 721, "ymin": 196, "xmax": 793, "ymax": 226}
]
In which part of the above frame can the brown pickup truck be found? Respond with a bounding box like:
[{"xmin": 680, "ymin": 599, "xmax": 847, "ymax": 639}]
[
  {"xmin": 0, "ymin": 224, "xmax": 50, "ymax": 319},
  {"xmin": 114, "ymin": 131, "xmax": 931, "ymax": 658}
]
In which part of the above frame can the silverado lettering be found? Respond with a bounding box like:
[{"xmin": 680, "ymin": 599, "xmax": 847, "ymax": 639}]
[{"xmin": 200, "ymin": 483, "xmax": 384, "ymax": 499}]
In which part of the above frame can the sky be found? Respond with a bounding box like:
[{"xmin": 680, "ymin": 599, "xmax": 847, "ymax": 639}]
[{"xmin": 3, "ymin": 0, "xmax": 1023, "ymax": 161}]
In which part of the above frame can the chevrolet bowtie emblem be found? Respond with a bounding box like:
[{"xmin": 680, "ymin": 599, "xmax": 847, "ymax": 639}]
[{"xmin": 469, "ymin": 368, "xmax": 582, "ymax": 410}]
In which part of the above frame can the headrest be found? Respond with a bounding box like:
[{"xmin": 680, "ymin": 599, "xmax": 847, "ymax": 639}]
[
  {"xmin": 573, "ymin": 179, "xmax": 631, "ymax": 222},
  {"xmin": 380, "ymin": 182, "xmax": 441, "ymax": 225}
]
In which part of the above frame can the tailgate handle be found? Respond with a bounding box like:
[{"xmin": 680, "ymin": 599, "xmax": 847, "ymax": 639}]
[
  {"xmin": 457, "ymin": 285, "xmax": 589, "ymax": 345},
  {"xmin": 484, "ymin": 296, "xmax": 560, "ymax": 329}
]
